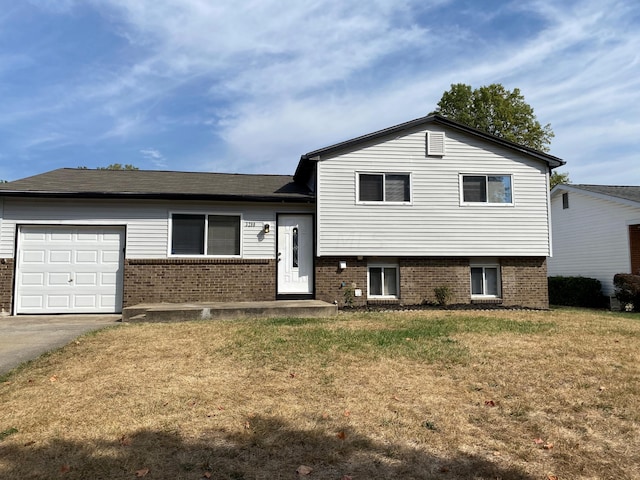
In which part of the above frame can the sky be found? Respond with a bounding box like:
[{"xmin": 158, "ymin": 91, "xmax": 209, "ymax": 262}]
[{"xmin": 0, "ymin": 0, "xmax": 639, "ymax": 184}]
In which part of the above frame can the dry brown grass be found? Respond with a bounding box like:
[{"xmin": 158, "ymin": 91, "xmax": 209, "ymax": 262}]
[{"xmin": 1, "ymin": 308, "xmax": 639, "ymax": 479}]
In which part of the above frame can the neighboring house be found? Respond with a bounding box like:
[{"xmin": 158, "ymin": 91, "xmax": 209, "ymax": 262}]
[
  {"xmin": 0, "ymin": 115, "xmax": 564, "ymax": 315},
  {"xmin": 548, "ymin": 184, "xmax": 640, "ymax": 296}
]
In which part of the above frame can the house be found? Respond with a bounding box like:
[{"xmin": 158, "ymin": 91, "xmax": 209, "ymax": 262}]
[
  {"xmin": 548, "ymin": 184, "xmax": 640, "ymax": 296},
  {"xmin": 0, "ymin": 115, "xmax": 564, "ymax": 315}
]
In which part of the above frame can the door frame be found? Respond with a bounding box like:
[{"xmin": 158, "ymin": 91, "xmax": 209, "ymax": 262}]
[{"xmin": 276, "ymin": 213, "xmax": 315, "ymax": 300}]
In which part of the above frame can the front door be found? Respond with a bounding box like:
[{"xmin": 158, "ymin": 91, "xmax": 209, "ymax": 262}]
[{"xmin": 277, "ymin": 214, "xmax": 314, "ymax": 297}]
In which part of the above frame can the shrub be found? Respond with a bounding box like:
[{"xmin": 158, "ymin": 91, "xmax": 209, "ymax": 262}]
[
  {"xmin": 434, "ymin": 286, "xmax": 453, "ymax": 306},
  {"xmin": 613, "ymin": 274, "xmax": 640, "ymax": 311},
  {"xmin": 548, "ymin": 276, "xmax": 606, "ymax": 308}
]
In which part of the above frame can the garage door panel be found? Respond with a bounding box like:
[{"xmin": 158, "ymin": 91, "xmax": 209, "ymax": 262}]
[
  {"xmin": 49, "ymin": 250, "xmax": 72, "ymax": 263},
  {"xmin": 16, "ymin": 226, "xmax": 124, "ymax": 314},
  {"xmin": 76, "ymin": 250, "xmax": 99, "ymax": 263},
  {"xmin": 50, "ymin": 232, "xmax": 73, "ymax": 242},
  {"xmin": 75, "ymin": 272, "xmax": 97, "ymax": 286},
  {"xmin": 22, "ymin": 250, "xmax": 45, "ymax": 263},
  {"xmin": 48, "ymin": 272, "xmax": 72, "ymax": 286}
]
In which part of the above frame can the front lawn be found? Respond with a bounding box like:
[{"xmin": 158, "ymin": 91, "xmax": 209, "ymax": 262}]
[{"xmin": 1, "ymin": 308, "xmax": 639, "ymax": 479}]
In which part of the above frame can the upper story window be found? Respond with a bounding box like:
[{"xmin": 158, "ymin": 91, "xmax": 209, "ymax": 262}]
[
  {"xmin": 171, "ymin": 213, "xmax": 241, "ymax": 256},
  {"xmin": 461, "ymin": 174, "xmax": 513, "ymax": 205},
  {"xmin": 358, "ymin": 173, "xmax": 411, "ymax": 203},
  {"xmin": 562, "ymin": 192, "xmax": 569, "ymax": 209}
]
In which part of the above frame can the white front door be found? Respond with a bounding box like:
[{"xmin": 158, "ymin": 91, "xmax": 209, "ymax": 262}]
[
  {"xmin": 15, "ymin": 226, "xmax": 125, "ymax": 314},
  {"xmin": 277, "ymin": 214, "xmax": 314, "ymax": 296}
]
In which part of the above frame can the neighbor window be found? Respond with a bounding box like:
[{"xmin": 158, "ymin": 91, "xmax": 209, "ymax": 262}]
[
  {"xmin": 368, "ymin": 265, "xmax": 399, "ymax": 298},
  {"xmin": 358, "ymin": 173, "xmax": 410, "ymax": 203},
  {"xmin": 562, "ymin": 192, "xmax": 569, "ymax": 209},
  {"xmin": 470, "ymin": 265, "xmax": 501, "ymax": 297},
  {"xmin": 461, "ymin": 175, "xmax": 512, "ymax": 204},
  {"xmin": 171, "ymin": 213, "xmax": 240, "ymax": 256}
]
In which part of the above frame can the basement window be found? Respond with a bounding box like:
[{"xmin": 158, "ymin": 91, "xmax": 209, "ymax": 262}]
[
  {"xmin": 470, "ymin": 264, "xmax": 501, "ymax": 298},
  {"xmin": 368, "ymin": 264, "xmax": 399, "ymax": 298}
]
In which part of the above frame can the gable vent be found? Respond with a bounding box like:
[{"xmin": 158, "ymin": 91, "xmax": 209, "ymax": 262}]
[{"xmin": 426, "ymin": 131, "xmax": 446, "ymax": 156}]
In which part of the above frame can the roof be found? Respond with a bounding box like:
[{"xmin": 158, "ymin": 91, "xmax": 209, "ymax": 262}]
[
  {"xmin": 0, "ymin": 168, "xmax": 313, "ymax": 203},
  {"xmin": 552, "ymin": 184, "xmax": 640, "ymax": 207},
  {"xmin": 295, "ymin": 114, "xmax": 565, "ymax": 182}
]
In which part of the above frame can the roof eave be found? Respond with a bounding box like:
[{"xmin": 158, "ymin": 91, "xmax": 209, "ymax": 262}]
[{"xmin": 0, "ymin": 191, "xmax": 315, "ymax": 203}]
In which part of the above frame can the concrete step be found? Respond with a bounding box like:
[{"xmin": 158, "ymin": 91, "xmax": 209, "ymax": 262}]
[{"xmin": 123, "ymin": 300, "xmax": 337, "ymax": 323}]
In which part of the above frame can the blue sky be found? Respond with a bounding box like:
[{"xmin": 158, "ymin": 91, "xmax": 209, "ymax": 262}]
[{"xmin": 1, "ymin": 0, "xmax": 639, "ymax": 184}]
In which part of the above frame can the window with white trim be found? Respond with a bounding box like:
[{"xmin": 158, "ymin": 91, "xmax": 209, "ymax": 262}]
[
  {"xmin": 461, "ymin": 175, "xmax": 513, "ymax": 204},
  {"xmin": 368, "ymin": 264, "xmax": 399, "ymax": 298},
  {"xmin": 358, "ymin": 173, "xmax": 410, "ymax": 203},
  {"xmin": 470, "ymin": 265, "xmax": 501, "ymax": 297},
  {"xmin": 171, "ymin": 213, "xmax": 240, "ymax": 256}
]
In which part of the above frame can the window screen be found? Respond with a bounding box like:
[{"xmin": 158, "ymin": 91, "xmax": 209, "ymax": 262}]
[
  {"xmin": 207, "ymin": 215, "xmax": 240, "ymax": 255},
  {"xmin": 359, "ymin": 174, "xmax": 384, "ymax": 201},
  {"xmin": 172, "ymin": 214, "xmax": 205, "ymax": 255}
]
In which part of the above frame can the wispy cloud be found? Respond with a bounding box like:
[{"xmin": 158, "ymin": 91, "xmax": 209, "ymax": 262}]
[{"xmin": 139, "ymin": 148, "xmax": 167, "ymax": 169}]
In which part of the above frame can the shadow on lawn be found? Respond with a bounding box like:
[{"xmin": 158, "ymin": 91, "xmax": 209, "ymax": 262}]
[{"xmin": 0, "ymin": 416, "xmax": 536, "ymax": 479}]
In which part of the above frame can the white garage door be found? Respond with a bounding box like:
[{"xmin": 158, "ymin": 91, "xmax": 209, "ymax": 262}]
[{"xmin": 15, "ymin": 226, "xmax": 125, "ymax": 314}]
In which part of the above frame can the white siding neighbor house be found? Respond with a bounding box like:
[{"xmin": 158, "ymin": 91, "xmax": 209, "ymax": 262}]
[
  {"xmin": 548, "ymin": 184, "xmax": 640, "ymax": 296},
  {"xmin": 0, "ymin": 115, "xmax": 564, "ymax": 315}
]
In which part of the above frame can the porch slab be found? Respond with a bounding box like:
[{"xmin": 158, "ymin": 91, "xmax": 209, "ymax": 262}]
[{"xmin": 122, "ymin": 300, "xmax": 338, "ymax": 322}]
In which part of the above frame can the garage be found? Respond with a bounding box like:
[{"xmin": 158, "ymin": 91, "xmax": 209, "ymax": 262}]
[{"xmin": 15, "ymin": 226, "xmax": 125, "ymax": 314}]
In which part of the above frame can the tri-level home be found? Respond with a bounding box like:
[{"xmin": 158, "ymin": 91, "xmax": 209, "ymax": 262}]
[{"xmin": 0, "ymin": 115, "xmax": 564, "ymax": 315}]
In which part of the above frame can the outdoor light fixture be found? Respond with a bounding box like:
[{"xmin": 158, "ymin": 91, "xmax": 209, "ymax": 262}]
[
  {"xmin": 339, "ymin": 261, "xmax": 347, "ymax": 270},
  {"xmin": 263, "ymin": 223, "xmax": 270, "ymax": 234}
]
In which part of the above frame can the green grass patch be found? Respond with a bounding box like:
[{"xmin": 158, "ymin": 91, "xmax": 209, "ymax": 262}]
[{"xmin": 225, "ymin": 314, "xmax": 555, "ymax": 366}]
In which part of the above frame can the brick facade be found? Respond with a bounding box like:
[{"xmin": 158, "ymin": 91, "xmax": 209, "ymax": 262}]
[
  {"xmin": 0, "ymin": 259, "xmax": 13, "ymax": 315},
  {"xmin": 123, "ymin": 258, "xmax": 276, "ymax": 307},
  {"xmin": 500, "ymin": 257, "xmax": 548, "ymax": 309},
  {"xmin": 315, "ymin": 256, "xmax": 549, "ymax": 309}
]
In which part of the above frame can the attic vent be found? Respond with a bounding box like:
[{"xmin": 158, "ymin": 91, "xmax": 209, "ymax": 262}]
[{"xmin": 426, "ymin": 131, "xmax": 446, "ymax": 156}]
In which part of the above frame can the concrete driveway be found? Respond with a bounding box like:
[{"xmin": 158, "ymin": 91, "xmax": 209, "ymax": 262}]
[{"xmin": 0, "ymin": 314, "xmax": 121, "ymax": 376}]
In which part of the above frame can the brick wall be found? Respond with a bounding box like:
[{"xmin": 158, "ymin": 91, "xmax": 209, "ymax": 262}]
[
  {"xmin": 500, "ymin": 257, "xmax": 548, "ymax": 309},
  {"xmin": 629, "ymin": 225, "xmax": 640, "ymax": 275},
  {"xmin": 123, "ymin": 258, "xmax": 276, "ymax": 307},
  {"xmin": 399, "ymin": 257, "xmax": 470, "ymax": 305},
  {"xmin": 315, "ymin": 256, "xmax": 549, "ymax": 309},
  {"xmin": 0, "ymin": 259, "xmax": 13, "ymax": 315},
  {"xmin": 315, "ymin": 256, "xmax": 368, "ymax": 307}
]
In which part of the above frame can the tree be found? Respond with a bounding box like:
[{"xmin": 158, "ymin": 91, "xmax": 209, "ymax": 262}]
[
  {"xmin": 431, "ymin": 83, "xmax": 554, "ymax": 152},
  {"xmin": 76, "ymin": 164, "xmax": 139, "ymax": 170},
  {"xmin": 550, "ymin": 171, "xmax": 570, "ymax": 189},
  {"xmin": 97, "ymin": 164, "xmax": 139, "ymax": 170}
]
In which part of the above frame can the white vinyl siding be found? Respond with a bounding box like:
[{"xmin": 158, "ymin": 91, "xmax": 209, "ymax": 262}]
[
  {"xmin": 316, "ymin": 126, "xmax": 551, "ymax": 257},
  {"xmin": 0, "ymin": 198, "xmax": 312, "ymax": 260},
  {"xmin": 548, "ymin": 189, "xmax": 640, "ymax": 296}
]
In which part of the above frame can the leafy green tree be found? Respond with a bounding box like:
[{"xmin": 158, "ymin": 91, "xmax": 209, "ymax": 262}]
[
  {"xmin": 97, "ymin": 164, "xmax": 139, "ymax": 170},
  {"xmin": 431, "ymin": 83, "xmax": 554, "ymax": 152},
  {"xmin": 550, "ymin": 171, "xmax": 570, "ymax": 189}
]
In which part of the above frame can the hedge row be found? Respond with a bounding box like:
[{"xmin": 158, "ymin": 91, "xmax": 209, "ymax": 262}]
[{"xmin": 548, "ymin": 276, "xmax": 607, "ymax": 308}]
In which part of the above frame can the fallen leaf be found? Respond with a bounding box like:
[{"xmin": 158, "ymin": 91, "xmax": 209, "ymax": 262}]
[
  {"xmin": 136, "ymin": 468, "xmax": 150, "ymax": 477},
  {"xmin": 484, "ymin": 400, "xmax": 496, "ymax": 407},
  {"xmin": 336, "ymin": 431, "xmax": 346, "ymax": 440},
  {"xmin": 543, "ymin": 442, "xmax": 554, "ymax": 450},
  {"xmin": 344, "ymin": 409, "xmax": 351, "ymax": 417},
  {"xmin": 49, "ymin": 375, "xmax": 58, "ymax": 383},
  {"xmin": 244, "ymin": 421, "xmax": 251, "ymax": 430},
  {"xmin": 217, "ymin": 406, "xmax": 225, "ymax": 410},
  {"xmin": 289, "ymin": 372, "xmax": 297, "ymax": 378},
  {"xmin": 547, "ymin": 475, "xmax": 559, "ymax": 480},
  {"xmin": 440, "ymin": 466, "xmax": 450, "ymax": 473},
  {"xmin": 392, "ymin": 395, "xmax": 400, "ymax": 401},
  {"xmin": 203, "ymin": 472, "xmax": 212, "ymax": 478},
  {"xmin": 493, "ymin": 451, "xmax": 501, "ymax": 456},
  {"xmin": 598, "ymin": 386, "xmax": 606, "ymax": 391},
  {"xmin": 23, "ymin": 440, "xmax": 36, "ymax": 447},
  {"xmin": 119, "ymin": 435, "xmax": 131, "ymax": 446},
  {"xmin": 321, "ymin": 413, "xmax": 330, "ymax": 419},
  {"xmin": 533, "ymin": 438, "xmax": 544, "ymax": 445},
  {"xmin": 60, "ymin": 464, "xmax": 70, "ymax": 473},
  {"xmin": 296, "ymin": 465, "xmax": 313, "ymax": 475},
  {"xmin": 341, "ymin": 475, "xmax": 353, "ymax": 480}
]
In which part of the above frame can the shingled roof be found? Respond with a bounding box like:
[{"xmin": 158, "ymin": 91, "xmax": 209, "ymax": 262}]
[
  {"xmin": 557, "ymin": 184, "xmax": 640, "ymax": 205},
  {"xmin": 0, "ymin": 168, "xmax": 313, "ymax": 203}
]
